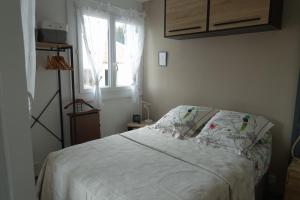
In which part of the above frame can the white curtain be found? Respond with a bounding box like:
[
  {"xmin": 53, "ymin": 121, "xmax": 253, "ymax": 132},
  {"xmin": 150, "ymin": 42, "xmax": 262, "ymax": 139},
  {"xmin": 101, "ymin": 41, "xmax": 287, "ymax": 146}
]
[
  {"xmin": 21, "ymin": 0, "xmax": 36, "ymax": 110},
  {"xmin": 78, "ymin": 8, "xmax": 107, "ymax": 108},
  {"xmin": 76, "ymin": 0, "xmax": 145, "ymax": 106},
  {"xmin": 124, "ymin": 12, "xmax": 145, "ymax": 103}
]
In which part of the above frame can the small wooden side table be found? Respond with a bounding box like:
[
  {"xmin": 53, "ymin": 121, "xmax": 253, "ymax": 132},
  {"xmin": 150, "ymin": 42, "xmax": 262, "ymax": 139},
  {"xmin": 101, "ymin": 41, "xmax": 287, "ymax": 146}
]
[
  {"xmin": 285, "ymin": 159, "xmax": 300, "ymax": 200},
  {"xmin": 68, "ymin": 109, "xmax": 101, "ymax": 145},
  {"xmin": 127, "ymin": 121, "xmax": 154, "ymax": 131}
]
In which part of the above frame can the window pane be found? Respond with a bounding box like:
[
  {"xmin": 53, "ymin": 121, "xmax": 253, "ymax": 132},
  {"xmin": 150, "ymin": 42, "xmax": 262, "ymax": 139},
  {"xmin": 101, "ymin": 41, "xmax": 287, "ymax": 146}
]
[
  {"xmin": 115, "ymin": 22, "xmax": 133, "ymax": 87},
  {"xmin": 81, "ymin": 15, "xmax": 109, "ymax": 90}
]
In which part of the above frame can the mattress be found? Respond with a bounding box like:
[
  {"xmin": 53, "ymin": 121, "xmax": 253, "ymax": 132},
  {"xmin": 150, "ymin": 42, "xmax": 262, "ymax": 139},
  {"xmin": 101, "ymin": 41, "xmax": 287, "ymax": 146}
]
[
  {"xmin": 36, "ymin": 127, "xmax": 269, "ymax": 200},
  {"xmin": 123, "ymin": 127, "xmax": 271, "ymax": 185}
]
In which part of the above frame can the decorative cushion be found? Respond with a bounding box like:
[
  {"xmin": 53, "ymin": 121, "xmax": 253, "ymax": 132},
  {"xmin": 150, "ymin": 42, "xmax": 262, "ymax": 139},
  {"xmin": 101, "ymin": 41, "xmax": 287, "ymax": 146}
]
[
  {"xmin": 152, "ymin": 105, "xmax": 218, "ymax": 139},
  {"xmin": 196, "ymin": 110, "xmax": 274, "ymax": 154}
]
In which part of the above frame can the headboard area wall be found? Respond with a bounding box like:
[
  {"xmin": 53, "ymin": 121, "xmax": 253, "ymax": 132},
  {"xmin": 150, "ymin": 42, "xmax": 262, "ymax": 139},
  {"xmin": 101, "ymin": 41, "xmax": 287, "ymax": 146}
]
[{"xmin": 143, "ymin": 0, "xmax": 300, "ymax": 195}]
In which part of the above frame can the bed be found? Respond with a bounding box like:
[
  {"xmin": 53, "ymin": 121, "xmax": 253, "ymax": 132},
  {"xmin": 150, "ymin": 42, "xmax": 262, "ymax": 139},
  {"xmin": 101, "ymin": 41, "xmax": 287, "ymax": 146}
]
[{"xmin": 36, "ymin": 106, "xmax": 272, "ymax": 200}]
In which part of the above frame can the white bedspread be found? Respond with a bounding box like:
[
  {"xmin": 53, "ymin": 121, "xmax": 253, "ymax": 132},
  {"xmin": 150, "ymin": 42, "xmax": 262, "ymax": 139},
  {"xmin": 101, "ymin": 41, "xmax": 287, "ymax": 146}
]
[{"xmin": 37, "ymin": 127, "xmax": 255, "ymax": 200}]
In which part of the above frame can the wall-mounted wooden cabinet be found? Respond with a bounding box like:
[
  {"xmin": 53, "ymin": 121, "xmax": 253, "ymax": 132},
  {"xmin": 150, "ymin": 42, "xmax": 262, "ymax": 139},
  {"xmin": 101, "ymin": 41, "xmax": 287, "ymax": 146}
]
[
  {"xmin": 164, "ymin": 0, "xmax": 283, "ymax": 39},
  {"xmin": 165, "ymin": 0, "xmax": 207, "ymax": 37},
  {"xmin": 209, "ymin": 0, "xmax": 271, "ymax": 31}
]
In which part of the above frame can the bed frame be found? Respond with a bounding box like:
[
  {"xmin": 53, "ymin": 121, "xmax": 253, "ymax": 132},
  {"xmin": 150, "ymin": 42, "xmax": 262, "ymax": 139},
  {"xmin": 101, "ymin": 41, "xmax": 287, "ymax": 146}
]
[{"xmin": 255, "ymin": 173, "xmax": 268, "ymax": 200}]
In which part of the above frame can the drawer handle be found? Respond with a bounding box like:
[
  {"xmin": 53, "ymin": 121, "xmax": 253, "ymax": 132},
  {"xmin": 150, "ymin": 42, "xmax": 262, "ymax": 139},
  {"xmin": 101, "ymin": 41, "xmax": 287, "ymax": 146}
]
[
  {"xmin": 214, "ymin": 17, "xmax": 261, "ymax": 27},
  {"xmin": 169, "ymin": 26, "xmax": 202, "ymax": 32}
]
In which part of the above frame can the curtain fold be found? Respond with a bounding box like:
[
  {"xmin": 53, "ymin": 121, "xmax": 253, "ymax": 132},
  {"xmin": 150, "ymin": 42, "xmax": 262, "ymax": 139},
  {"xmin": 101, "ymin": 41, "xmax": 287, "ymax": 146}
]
[
  {"xmin": 124, "ymin": 15, "xmax": 145, "ymax": 103},
  {"xmin": 21, "ymin": 0, "xmax": 36, "ymax": 111},
  {"xmin": 77, "ymin": 8, "xmax": 108, "ymax": 108}
]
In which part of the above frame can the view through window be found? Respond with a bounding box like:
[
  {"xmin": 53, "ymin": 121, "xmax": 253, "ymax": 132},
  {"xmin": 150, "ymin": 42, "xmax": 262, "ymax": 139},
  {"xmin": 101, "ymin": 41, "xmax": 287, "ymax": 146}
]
[{"xmin": 79, "ymin": 15, "xmax": 133, "ymax": 91}]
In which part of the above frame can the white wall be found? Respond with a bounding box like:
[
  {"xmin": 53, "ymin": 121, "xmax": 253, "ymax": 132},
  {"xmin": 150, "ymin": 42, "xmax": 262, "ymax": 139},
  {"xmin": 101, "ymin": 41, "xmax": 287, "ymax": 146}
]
[
  {"xmin": 0, "ymin": 0, "xmax": 35, "ymax": 199},
  {"xmin": 32, "ymin": 0, "xmax": 143, "ymax": 175}
]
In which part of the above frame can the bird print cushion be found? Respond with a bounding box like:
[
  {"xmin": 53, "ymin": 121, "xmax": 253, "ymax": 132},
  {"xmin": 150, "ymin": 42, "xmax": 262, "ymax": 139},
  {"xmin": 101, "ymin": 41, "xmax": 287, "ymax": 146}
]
[
  {"xmin": 196, "ymin": 110, "xmax": 273, "ymax": 155},
  {"xmin": 152, "ymin": 105, "xmax": 218, "ymax": 139}
]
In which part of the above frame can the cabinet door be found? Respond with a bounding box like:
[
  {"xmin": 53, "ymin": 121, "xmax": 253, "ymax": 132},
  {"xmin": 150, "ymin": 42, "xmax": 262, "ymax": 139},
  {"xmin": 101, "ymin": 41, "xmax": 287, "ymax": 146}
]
[
  {"xmin": 71, "ymin": 113, "xmax": 100, "ymax": 145},
  {"xmin": 165, "ymin": 0, "xmax": 207, "ymax": 37},
  {"xmin": 209, "ymin": 0, "xmax": 270, "ymax": 31}
]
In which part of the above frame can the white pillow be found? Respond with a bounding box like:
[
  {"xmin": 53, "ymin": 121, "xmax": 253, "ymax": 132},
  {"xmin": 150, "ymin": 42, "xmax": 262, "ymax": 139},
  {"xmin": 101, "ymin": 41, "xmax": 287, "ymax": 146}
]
[
  {"xmin": 152, "ymin": 105, "xmax": 218, "ymax": 139},
  {"xmin": 196, "ymin": 110, "xmax": 274, "ymax": 154}
]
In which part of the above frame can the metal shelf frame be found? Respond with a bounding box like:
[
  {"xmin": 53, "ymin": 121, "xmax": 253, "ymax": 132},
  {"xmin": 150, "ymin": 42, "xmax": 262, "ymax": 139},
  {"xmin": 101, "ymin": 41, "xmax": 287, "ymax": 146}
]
[{"xmin": 32, "ymin": 43, "xmax": 76, "ymax": 148}]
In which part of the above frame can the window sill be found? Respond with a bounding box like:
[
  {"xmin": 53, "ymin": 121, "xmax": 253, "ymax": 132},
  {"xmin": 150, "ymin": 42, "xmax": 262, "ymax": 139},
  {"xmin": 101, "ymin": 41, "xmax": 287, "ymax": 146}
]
[{"xmin": 77, "ymin": 86, "xmax": 133, "ymax": 101}]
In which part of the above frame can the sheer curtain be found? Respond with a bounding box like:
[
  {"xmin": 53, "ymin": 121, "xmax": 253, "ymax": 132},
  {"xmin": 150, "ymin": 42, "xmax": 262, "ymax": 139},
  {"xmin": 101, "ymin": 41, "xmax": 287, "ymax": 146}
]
[
  {"xmin": 76, "ymin": 0, "xmax": 145, "ymax": 106},
  {"xmin": 21, "ymin": 0, "xmax": 36, "ymax": 110},
  {"xmin": 77, "ymin": 8, "xmax": 108, "ymax": 108},
  {"xmin": 124, "ymin": 12, "xmax": 145, "ymax": 103}
]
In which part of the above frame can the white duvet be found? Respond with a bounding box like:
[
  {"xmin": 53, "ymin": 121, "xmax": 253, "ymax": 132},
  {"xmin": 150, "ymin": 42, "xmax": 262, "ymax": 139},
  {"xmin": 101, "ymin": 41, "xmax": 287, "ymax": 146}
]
[{"xmin": 37, "ymin": 127, "xmax": 255, "ymax": 200}]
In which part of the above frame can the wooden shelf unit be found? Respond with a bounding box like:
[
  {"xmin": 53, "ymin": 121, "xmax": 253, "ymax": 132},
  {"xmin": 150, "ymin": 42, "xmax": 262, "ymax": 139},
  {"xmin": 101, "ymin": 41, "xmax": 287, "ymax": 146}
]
[{"xmin": 36, "ymin": 42, "xmax": 73, "ymax": 49}]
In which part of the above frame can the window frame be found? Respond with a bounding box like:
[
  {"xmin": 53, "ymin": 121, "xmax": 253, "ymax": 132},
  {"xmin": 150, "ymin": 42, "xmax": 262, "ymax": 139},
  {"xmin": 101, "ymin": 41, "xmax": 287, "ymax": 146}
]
[{"xmin": 76, "ymin": 10, "xmax": 133, "ymax": 96}]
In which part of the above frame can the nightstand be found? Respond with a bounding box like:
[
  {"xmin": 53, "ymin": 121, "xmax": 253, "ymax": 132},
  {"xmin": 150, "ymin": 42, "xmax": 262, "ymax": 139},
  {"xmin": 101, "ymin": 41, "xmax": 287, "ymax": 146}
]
[
  {"xmin": 127, "ymin": 121, "xmax": 154, "ymax": 131},
  {"xmin": 68, "ymin": 109, "xmax": 101, "ymax": 145},
  {"xmin": 285, "ymin": 159, "xmax": 300, "ymax": 200}
]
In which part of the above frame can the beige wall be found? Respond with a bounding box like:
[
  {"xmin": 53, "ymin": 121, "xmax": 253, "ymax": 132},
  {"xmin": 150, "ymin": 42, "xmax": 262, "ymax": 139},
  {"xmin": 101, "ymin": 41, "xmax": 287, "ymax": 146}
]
[{"xmin": 143, "ymin": 0, "xmax": 300, "ymax": 193}]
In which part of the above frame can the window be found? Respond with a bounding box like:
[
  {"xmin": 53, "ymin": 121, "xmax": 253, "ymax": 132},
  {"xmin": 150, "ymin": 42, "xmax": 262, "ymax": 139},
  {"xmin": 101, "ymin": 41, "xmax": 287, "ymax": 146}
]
[
  {"xmin": 78, "ymin": 13, "xmax": 134, "ymax": 93},
  {"xmin": 115, "ymin": 21, "xmax": 133, "ymax": 87},
  {"xmin": 80, "ymin": 15, "xmax": 109, "ymax": 89}
]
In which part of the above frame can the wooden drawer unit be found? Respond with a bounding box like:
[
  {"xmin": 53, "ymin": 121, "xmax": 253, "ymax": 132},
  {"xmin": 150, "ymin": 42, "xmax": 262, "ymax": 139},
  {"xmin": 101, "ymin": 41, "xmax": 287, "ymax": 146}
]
[
  {"xmin": 68, "ymin": 109, "xmax": 101, "ymax": 145},
  {"xmin": 285, "ymin": 160, "xmax": 300, "ymax": 200},
  {"xmin": 209, "ymin": 0, "xmax": 270, "ymax": 31},
  {"xmin": 164, "ymin": 0, "xmax": 283, "ymax": 39},
  {"xmin": 165, "ymin": 0, "xmax": 208, "ymax": 37}
]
